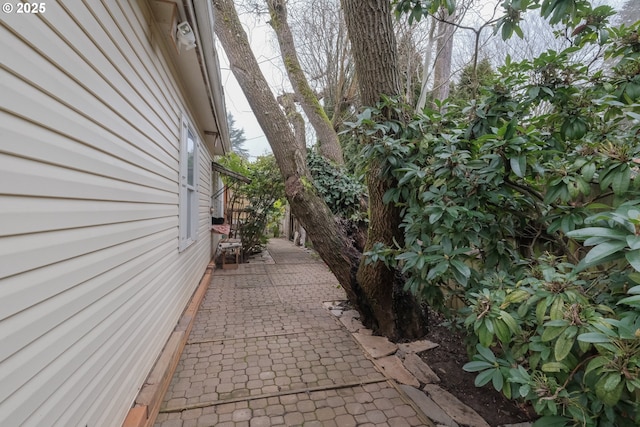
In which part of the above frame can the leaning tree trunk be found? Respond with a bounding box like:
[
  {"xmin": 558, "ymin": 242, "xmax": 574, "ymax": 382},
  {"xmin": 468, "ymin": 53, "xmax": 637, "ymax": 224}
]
[
  {"xmin": 213, "ymin": 0, "xmax": 376, "ymax": 326},
  {"xmin": 278, "ymin": 92, "xmax": 308, "ymax": 244},
  {"xmin": 267, "ymin": 0, "xmax": 344, "ymax": 165},
  {"xmin": 342, "ymin": 0, "xmax": 427, "ymax": 340}
]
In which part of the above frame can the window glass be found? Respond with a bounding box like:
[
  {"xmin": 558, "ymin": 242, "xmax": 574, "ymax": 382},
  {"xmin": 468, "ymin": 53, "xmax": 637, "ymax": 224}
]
[
  {"xmin": 179, "ymin": 118, "xmax": 198, "ymax": 251},
  {"xmin": 187, "ymin": 130, "xmax": 195, "ymax": 187}
]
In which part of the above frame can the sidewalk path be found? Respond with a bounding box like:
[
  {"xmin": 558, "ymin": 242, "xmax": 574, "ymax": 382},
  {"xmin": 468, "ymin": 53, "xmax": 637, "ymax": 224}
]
[{"xmin": 153, "ymin": 238, "xmax": 433, "ymax": 427}]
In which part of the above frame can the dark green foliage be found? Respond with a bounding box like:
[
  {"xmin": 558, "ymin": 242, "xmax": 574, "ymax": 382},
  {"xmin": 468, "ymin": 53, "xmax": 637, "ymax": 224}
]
[
  {"xmin": 393, "ymin": 0, "xmax": 615, "ymax": 41},
  {"xmin": 238, "ymin": 155, "xmax": 285, "ymax": 254},
  {"xmin": 339, "ymin": 131, "xmax": 364, "ymax": 177},
  {"xmin": 227, "ymin": 112, "xmax": 250, "ymax": 159},
  {"xmin": 344, "ymin": 6, "xmax": 640, "ymax": 425},
  {"xmin": 306, "ymin": 149, "xmax": 366, "ymax": 219},
  {"xmin": 449, "ymin": 58, "xmax": 496, "ymax": 104}
]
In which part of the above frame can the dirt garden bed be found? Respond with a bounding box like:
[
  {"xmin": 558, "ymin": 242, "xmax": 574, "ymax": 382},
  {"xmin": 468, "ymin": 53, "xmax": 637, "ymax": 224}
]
[{"xmin": 419, "ymin": 309, "xmax": 537, "ymax": 426}]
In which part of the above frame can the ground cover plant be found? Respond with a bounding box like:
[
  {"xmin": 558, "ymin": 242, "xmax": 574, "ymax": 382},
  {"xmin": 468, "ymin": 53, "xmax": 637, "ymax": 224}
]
[{"xmin": 344, "ymin": 2, "xmax": 640, "ymax": 425}]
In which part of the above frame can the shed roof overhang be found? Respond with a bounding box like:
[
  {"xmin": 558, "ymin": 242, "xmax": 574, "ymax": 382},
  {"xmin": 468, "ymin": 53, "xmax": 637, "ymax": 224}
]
[
  {"xmin": 212, "ymin": 161, "xmax": 251, "ymax": 184},
  {"xmin": 148, "ymin": 0, "xmax": 230, "ymax": 156}
]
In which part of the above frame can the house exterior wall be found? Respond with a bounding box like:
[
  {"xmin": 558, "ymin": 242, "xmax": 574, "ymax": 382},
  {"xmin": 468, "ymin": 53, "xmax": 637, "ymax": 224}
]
[{"xmin": 0, "ymin": 2, "xmax": 218, "ymax": 425}]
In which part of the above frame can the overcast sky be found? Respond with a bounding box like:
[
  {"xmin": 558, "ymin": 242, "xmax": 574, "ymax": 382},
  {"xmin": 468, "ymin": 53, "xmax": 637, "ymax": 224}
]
[{"xmin": 217, "ymin": 13, "xmax": 279, "ymax": 160}]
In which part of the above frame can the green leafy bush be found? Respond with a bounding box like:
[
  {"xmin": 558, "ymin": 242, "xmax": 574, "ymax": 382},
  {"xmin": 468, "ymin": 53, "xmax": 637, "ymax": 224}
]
[
  {"xmin": 307, "ymin": 149, "xmax": 366, "ymax": 219},
  {"xmin": 462, "ymin": 254, "xmax": 639, "ymax": 426},
  {"xmin": 218, "ymin": 154, "xmax": 285, "ymax": 255},
  {"xmin": 344, "ymin": 6, "xmax": 639, "ymax": 425}
]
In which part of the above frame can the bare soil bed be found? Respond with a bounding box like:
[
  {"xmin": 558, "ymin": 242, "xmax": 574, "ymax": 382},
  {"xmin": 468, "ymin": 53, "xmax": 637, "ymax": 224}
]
[{"xmin": 420, "ymin": 309, "xmax": 537, "ymax": 426}]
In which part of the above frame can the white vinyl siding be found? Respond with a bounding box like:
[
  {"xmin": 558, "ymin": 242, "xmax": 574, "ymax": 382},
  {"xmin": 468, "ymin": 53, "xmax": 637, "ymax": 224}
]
[{"xmin": 0, "ymin": 2, "xmax": 215, "ymax": 426}]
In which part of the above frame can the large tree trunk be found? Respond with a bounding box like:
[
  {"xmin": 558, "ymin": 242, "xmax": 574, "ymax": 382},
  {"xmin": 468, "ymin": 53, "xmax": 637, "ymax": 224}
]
[
  {"xmin": 341, "ymin": 0, "xmax": 400, "ymax": 108},
  {"xmin": 213, "ymin": 0, "xmax": 376, "ymax": 326},
  {"xmin": 342, "ymin": 0, "xmax": 427, "ymax": 340},
  {"xmin": 267, "ymin": 0, "xmax": 344, "ymax": 164}
]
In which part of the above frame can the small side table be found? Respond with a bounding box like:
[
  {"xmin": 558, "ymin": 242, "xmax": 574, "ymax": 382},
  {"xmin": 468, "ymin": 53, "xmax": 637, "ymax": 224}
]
[{"xmin": 219, "ymin": 240, "xmax": 242, "ymax": 269}]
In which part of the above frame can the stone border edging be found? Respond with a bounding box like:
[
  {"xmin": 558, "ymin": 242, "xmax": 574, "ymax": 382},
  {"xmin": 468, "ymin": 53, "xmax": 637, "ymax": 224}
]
[{"xmin": 324, "ymin": 301, "xmax": 496, "ymax": 427}]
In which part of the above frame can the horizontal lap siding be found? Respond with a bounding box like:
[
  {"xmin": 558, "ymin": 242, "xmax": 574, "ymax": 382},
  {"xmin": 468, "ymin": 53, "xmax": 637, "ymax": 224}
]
[{"xmin": 0, "ymin": 1, "xmax": 213, "ymax": 426}]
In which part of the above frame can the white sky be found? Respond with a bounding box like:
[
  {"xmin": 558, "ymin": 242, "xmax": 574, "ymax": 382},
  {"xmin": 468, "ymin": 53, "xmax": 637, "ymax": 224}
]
[{"xmin": 217, "ymin": 12, "xmax": 280, "ymax": 160}]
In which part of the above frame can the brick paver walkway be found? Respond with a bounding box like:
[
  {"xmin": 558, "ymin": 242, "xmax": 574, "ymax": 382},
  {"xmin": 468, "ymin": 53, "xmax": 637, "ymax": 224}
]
[{"xmin": 154, "ymin": 239, "xmax": 432, "ymax": 427}]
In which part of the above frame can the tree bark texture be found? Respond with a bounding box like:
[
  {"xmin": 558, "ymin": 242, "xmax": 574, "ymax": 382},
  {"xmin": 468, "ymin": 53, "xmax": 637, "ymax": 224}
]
[
  {"xmin": 432, "ymin": 9, "xmax": 455, "ymax": 102},
  {"xmin": 276, "ymin": 93, "xmax": 313, "ymax": 253},
  {"xmin": 267, "ymin": 0, "xmax": 344, "ymax": 164},
  {"xmin": 277, "ymin": 93, "xmax": 306, "ymax": 151},
  {"xmin": 213, "ymin": 0, "xmax": 376, "ymax": 325},
  {"xmin": 341, "ymin": 0, "xmax": 427, "ymax": 340},
  {"xmin": 415, "ymin": 16, "xmax": 437, "ymax": 112},
  {"xmin": 341, "ymin": 0, "xmax": 401, "ymax": 107}
]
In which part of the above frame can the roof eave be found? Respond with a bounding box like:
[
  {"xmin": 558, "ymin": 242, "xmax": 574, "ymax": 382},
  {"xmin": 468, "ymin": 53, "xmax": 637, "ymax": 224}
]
[{"xmin": 188, "ymin": 0, "xmax": 230, "ymax": 156}]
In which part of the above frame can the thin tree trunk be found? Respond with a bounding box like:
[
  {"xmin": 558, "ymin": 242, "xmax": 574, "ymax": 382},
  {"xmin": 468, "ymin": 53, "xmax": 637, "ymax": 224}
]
[
  {"xmin": 267, "ymin": 0, "xmax": 344, "ymax": 164},
  {"xmin": 342, "ymin": 0, "xmax": 427, "ymax": 340},
  {"xmin": 432, "ymin": 9, "xmax": 455, "ymax": 102},
  {"xmin": 278, "ymin": 92, "xmax": 309, "ymax": 246},
  {"xmin": 331, "ymin": 41, "xmax": 357, "ymax": 130},
  {"xmin": 415, "ymin": 16, "xmax": 437, "ymax": 112},
  {"xmin": 277, "ymin": 93, "xmax": 306, "ymax": 151},
  {"xmin": 213, "ymin": 0, "xmax": 376, "ymax": 326}
]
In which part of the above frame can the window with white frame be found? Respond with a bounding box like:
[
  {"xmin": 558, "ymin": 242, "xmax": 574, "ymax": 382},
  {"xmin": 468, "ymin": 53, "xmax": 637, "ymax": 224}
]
[{"xmin": 179, "ymin": 117, "xmax": 199, "ymax": 251}]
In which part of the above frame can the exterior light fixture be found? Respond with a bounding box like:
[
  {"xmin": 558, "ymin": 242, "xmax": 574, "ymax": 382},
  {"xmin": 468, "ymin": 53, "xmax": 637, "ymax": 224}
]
[{"xmin": 176, "ymin": 21, "xmax": 196, "ymax": 51}]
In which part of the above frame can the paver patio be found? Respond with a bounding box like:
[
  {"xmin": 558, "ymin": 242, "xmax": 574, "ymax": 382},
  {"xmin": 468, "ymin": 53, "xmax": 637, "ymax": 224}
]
[{"xmin": 153, "ymin": 238, "xmax": 434, "ymax": 427}]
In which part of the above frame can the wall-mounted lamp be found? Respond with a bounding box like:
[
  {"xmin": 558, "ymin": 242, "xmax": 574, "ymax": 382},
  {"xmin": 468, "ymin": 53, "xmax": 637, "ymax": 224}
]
[{"xmin": 177, "ymin": 21, "xmax": 196, "ymax": 51}]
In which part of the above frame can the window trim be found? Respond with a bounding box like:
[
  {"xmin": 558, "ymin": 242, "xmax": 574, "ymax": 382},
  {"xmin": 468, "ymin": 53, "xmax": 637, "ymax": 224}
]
[{"xmin": 179, "ymin": 116, "xmax": 199, "ymax": 252}]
